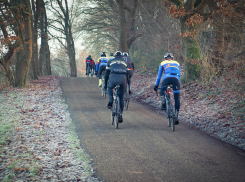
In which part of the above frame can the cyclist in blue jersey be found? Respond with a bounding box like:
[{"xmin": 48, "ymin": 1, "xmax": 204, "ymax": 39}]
[
  {"xmin": 96, "ymin": 52, "xmax": 109, "ymax": 87},
  {"xmin": 153, "ymin": 52, "xmax": 181, "ymax": 125}
]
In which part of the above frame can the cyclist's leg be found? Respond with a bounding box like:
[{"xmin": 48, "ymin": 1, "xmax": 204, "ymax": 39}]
[
  {"xmin": 117, "ymin": 74, "xmax": 126, "ymax": 114},
  {"xmin": 128, "ymin": 70, "xmax": 133, "ymax": 94},
  {"xmin": 172, "ymin": 77, "xmax": 181, "ymax": 124},
  {"xmin": 160, "ymin": 77, "xmax": 171, "ymax": 110},
  {"xmin": 98, "ymin": 66, "xmax": 104, "ymax": 87},
  {"xmin": 107, "ymin": 75, "xmax": 116, "ymax": 109}
]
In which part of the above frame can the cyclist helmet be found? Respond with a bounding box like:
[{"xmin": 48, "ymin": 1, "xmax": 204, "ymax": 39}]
[
  {"xmin": 164, "ymin": 52, "xmax": 174, "ymax": 59},
  {"xmin": 110, "ymin": 53, "xmax": 113, "ymax": 56},
  {"xmin": 123, "ymin": 52, "xmax": 129, "ymax": 57},
  {"xmin": 101, "ymin": 52, "xmax": 106, "ymax": 57},
  {"xmin": 114, "ymin": 51, "xmax": 122, "ymax": 57}
]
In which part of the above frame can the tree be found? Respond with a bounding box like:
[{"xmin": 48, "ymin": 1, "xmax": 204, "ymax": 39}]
[
  {"xmin": 0, "ymin": 0, "xmax": 33, "ymax": 87},
  {"xmin": 14, "ymin": 0, "xmax": 33, "ymax": 86},
  {"xmin": 31, "ymin": 0, "xmax": 41, "ymax": 79},
  {"xmin": 48, "ymin": 0, "xmax": 77, "ymax": 77},
  {"xmin": 162, "ymin": 0, "xmax": 245, "ymax": 80},
  {"xmin": 39, "ymin": 0, "xmax": 51, "ymax": 75}
]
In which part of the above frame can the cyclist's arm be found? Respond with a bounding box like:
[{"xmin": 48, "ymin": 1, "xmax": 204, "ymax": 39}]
[
  {"xmin": 96, "ymin": 59, "xmax": 100, "ymax": 72},
  {"xmin": 131, "ymin": 62, "xmax": 135, "ymax": 70},
  {"xmin": 156, "ymin": 63, "xmax": 163, "ymax": 86}
]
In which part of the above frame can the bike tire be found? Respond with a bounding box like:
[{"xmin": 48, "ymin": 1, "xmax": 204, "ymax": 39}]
[
  {"xmin": 111, "ymin": 106, "xmax": 115, "ymax": 125},
  {"xmin": 169, "ymin": 101, "xmax": 175, "ymax": 132},
  {"xmin": 115, "ymin": 98, "xmax": 119, "ymax": 129},
  {"xmin": 166, "ymin": 101, "xmax": 171, "ymax": 127},
  {"xmin": 86, "ymin": 67, "xmax": 89, "ymax": 77}
]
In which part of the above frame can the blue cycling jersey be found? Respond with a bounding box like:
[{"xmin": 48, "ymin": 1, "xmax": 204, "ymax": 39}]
[
  {"xmin": 96, "ymin": 57, "xmax": 108, "ymax": 72},
  {"xmin": 155, "ymin": 60, "xmax": 181, "ymax": 86}
]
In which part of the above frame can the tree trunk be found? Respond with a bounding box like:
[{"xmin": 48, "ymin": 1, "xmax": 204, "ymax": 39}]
[
  {"xmin": 31, "ymin": 0, "xmax": 40, "ymax": 79},
  {"xmin": 116, "ymin": 0, "xmax": 128, "ymax": 52},
  {"xmin": 180, "ymin": 18, "xmax": 201, "ymax": 80},
  {"xmin": 15, "ymin": 0, "xmax": 32, "ymax": 87}
]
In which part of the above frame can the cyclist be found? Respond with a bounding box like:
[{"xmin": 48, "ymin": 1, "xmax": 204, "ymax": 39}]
[
  {"xmin": 96, "ymin": 52, "xmax": 109, "ymax": 87},
  {"xmin": 85, "ymin": 55, "xmax": 94, "ymax": 75},
  {"xmin": 108, "ymin": 53, "xmax": 114, "ymax": 61},
  {"xmin": 104, "ymin": 51, "xmax": 128, "ymax": 123},
  {"xmin": 123, "ymin": 52, "xmax": 134, "ymax": 94},
  {"xmin": 153, "ymin": 52, "xmax": 181, "ymax": 125}
]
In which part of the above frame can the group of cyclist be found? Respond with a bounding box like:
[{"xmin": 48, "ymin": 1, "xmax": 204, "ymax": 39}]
[{"xmin": 85, "ymin": 51, "xmax": 181, "ymax": 125}]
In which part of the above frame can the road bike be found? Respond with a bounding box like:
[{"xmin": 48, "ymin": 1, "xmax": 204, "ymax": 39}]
[
  {"xmin": 111, "ymin": 84, "xmax": 121, "ymax": 129},
  {"xmin": 156, "ymin": 85, "xmax": 175, "ymax": 132},
  {"xmin": 101, "ymin": 71, "xmax": 107, "ymax": 98},
  {"xmin": 124, "ymin": 79, "xmax": 130, "ymax": 110}
]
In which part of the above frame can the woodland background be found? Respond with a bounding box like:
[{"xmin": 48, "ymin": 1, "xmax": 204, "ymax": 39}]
[{"xmin": 0, "ymin": 0, "xmax": 244, "ymax": 112}]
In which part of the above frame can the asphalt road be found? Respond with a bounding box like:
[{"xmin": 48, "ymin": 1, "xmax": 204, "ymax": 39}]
[{"xmin": 62, "ymin": 77, "xmax": 245, "ymax": 182}]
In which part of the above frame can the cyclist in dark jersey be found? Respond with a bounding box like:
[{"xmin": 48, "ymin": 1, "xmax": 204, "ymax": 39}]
[
  {"xmin": 104, "ymin": 51, "xmax": 128, "ymax": 123},
  {"xmin": 85, "ymin": 55, "xmax": 93, "ymax": 75},
  {"xmin": 153, "ymin": 52, "xmax": 181, "ymax": 125},
  {"xmin": 123, "ymin": 52, "xmax": 134, "ymax": 94}
]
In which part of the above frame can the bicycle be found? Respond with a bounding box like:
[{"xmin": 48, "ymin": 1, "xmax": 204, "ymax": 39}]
[
  {"xmin": 156, "ymin": 85, "xmax": 175, "ymax": 132},
  {"xmin": 124, "ymin": 79, "xmax": 130, "ymax": 110},
  {"xmin": 111, "ymin": 84, "xmax": 121, "ymax": 129},
  {"xmin": 91, "ymin": 66, "xmax": 95, "ymax": 77},
  {"xmin": 101, "ymin": 71, "xmax": 107, "ymax": 98},
  {"xmin": 86, "ymin": 62, "xmax": 91, "ymax": 77}
]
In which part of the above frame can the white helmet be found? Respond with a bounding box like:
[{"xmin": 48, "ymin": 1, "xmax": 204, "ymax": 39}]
[
  {"xmin": 114, "ymin": 51, "xmax": 122, "ymax": 57},
  {"xmin": 123, "ymin": 52, "xmax": 129, "ymax": 57},
  {"xmin": 164, "ymin": 52, "xmax": 174, "ymax": 59}
]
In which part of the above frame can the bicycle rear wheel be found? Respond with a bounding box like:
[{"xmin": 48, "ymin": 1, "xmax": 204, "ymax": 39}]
[
  {"xmin": 169, "ymin": 101, "xmax": 175, "ymax": 132},
  {"xmin": 166, "ymin": 101, "xmax": 171, "ymax": 127},
  {"xmin": 114, "ymin": 98, "xmax": 119, "ymax": 129},
  {"xmin": 86, "ymin": 67, "xmax": 90, "ymax": 77}
]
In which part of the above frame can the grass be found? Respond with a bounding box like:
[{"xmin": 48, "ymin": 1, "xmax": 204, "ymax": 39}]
[{"xmin": 67, "ymin": 116, "xmax": 92, "ymax": 176}]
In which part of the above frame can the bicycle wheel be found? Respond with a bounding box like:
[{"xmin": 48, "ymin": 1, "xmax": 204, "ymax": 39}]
[
  {"xmin": 111, "ymin": 103, "xmax": 115, "ymax": 125},
  {"xmin": 166, "ymin": 101, "xmax": 171, "ymax": 127},
  {"xmin": 124, "ymin": 86, "xmax": 129, "ymax": 110},
  {"xmin": 169, "ymin": 100, "xmax": 175, "ymax": 132},
  {"xmin": 86, "ymin": 67, "xmax": 89, "ymax": 77},
  {"xmin": 114, "ymin": 98, "xmax": 119, "ymax": 129}
]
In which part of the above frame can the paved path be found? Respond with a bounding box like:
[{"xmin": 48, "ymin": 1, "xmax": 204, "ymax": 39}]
[{"xmin": 62, "ymin": 77, "xmax": 245, "ymax": 182}]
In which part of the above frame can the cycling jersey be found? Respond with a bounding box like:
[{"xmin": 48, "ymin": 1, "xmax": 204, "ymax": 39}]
[
  {"xmin": 123, "ymin": 56, "xmax": 134, "ymax": 70},
  {"xmin": 156, "ymin": 59, "xmax": 181, "ymax": 93},
  {"xmin": 96, "ymin": 57, "xmax": 109, "ymax": 72}
]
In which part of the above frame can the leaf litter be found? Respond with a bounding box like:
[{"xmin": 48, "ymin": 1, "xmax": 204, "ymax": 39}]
[{"xmin": 0, "ymin": 76, "xmax": 100, "ymax": 182}]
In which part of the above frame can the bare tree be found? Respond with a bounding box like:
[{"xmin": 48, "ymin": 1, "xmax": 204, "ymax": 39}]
[{"xmin": 48, "ymin": 0, "xmax": 77, "ymax": 77}]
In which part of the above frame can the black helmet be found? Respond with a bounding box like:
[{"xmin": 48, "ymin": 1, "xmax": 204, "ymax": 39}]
[
  {"xmin": 114, "ymin": 51, "xmax": 122, "ymax": 57},
  {"xmin": 110, "ymin": 53, "xmax": 113, "ymax": 56},
  {"xmin": 123, "ymin": 52, "xmax": 129, "ymax": 57},
  {"xmin": 164, "ymin": 52, "xmax": 174, "ymax": 59},
  {"xmin": 88, "ymin": 55, "xmax": 91, "ymax": 57},
  {"xmin": 101, "ymin": 52, "xmax": 106, "ymax": 57}
]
